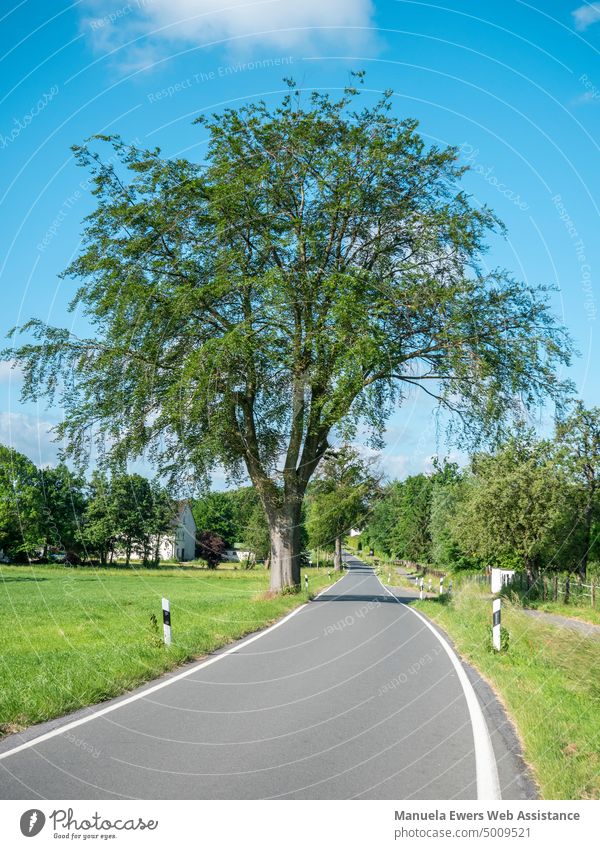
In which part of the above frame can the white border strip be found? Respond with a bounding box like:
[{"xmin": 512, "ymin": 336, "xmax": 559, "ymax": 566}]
[
  {"xmin": 376, "ymin": 572, "xmax": 502, "ymax": 800},
  {"xmin": 0, "ymin": 571, "xmax": 348, "ymax": 762}
]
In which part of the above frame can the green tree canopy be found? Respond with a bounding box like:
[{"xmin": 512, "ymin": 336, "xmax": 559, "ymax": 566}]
[
  {"xmin": 451, "ymin": 437, "xmax": 568, "ymax": 577},
  {"xmin": 555, "ymin": 402, "xmax": 600, "ymax": 577},
  {"xmin": 38, "ymin": 463, "xmax": 86, "ymax": 561},
  {"xmin": 6, "ymin": 79, "xmax": 572, "ymax": 589},
  {"xmin": 191, "ymin": 491, "xmax": 237, "ymax": 546},
  {"xmin": 0, "ymin": 445, "xmax": 44, "ymax": 559}
]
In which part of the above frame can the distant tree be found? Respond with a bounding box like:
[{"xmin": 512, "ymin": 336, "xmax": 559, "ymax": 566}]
[
  {"xmin": 556, "ymin": 402, "xmax": 600, "ymax": 578},
  {"xmin": 81, "ymin": 472, "xmax": 174, "ymax": 565},
  {"xmin": 240, "ymin": 502, "xmax": 271, "ymax": 566},
  {"xmin": 451, "ymin": 437, "xmax": 567, "ymax": 578},
  {"xmin": 38, "ymin": 463, "xmax": 86, "ymax": 561},
  {"xmin": 429, "ymin": 461, "xmax": 477, "ymax": 569},
  {"xmin": 110, "ymin": 474, "xmax": 154, "ymax": 566},
  {"xmin": 196, "ymin": 531, "xmax": 226, "ymax": 569},
  {"xmin": 148, "ymin": 481, "xmax": 177, "ymax": 566},
  {"xmin": 80, "ymin": 471, "xmax": 117, "ymax": 565},
  {"xmin": 307, "ymin": 446, "xmax": 380, "ymax": 570},
  {"xmin": 7, "ymin": 80, "xmax": 572, "ymax": 589},
  {"xmin": 191, "ymin": 492, "xmax": 237, "ymax": 547},
  {"xmin": 390, "ymin": 474, "xmax": 433, "ymax": 563},
  {"xmin": 0, "ymin": 445, "xmax": 44, "ymax": 560}
]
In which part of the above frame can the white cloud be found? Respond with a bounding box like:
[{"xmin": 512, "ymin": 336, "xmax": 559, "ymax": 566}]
[
  {"xmin": 82, "ymin": 0, "xmax": 376, "ymax": 64},
  {"xmin": 0, "ymin": 413, "xmax": 60, "ymax": 467},
  {"xmin": 572, "ymin": 3, "xmax": 600, "ymax": 30},
  {"xmin": 0, "ymin": 360, "xmax": 23, "ymax": 385}
]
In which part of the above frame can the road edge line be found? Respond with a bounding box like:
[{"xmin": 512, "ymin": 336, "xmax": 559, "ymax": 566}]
[
  {"xmin": 374, "ymin": 569, "xmax": 502, "ymax": 801},
  {"xmin": 0, "ymin": 570, "xmax": 348, "ymax": 762}
]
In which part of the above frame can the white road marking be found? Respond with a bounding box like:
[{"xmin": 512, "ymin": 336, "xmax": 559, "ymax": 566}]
[
  {"xmin": 0, "ymin": 572, "xmax": 347, "ymax": 762},
  {"xmin": 374, "ymin": 567, "xmax": 502, "ymax": 800}
]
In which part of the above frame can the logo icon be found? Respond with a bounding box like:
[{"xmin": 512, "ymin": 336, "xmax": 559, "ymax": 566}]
[{"xmin": 20, "ymin": 810, "xmax": 46, "ymax": 837}]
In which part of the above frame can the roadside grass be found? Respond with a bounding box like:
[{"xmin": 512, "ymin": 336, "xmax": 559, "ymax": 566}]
[
  {"xmin": 0, "ymin": 563, "xmax": 333, "ymax": 735},
  {"xmin": 413, "ymin": 582, "xmax": 600, "ymax": 800}
]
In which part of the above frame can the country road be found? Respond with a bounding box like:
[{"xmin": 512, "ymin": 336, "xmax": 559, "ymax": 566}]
[{"xmin": 0, "ymin": 555, "xmax": 535, "ymax": 800}]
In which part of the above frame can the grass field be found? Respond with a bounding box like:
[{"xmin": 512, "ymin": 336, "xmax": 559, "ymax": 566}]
[
  {"xmin": 0, "ymin": 563, "xmax": 334, "ymax": 735},
  {"xmin": 412, "ymin": 584, "xmax": 600, "ymax": 800}
]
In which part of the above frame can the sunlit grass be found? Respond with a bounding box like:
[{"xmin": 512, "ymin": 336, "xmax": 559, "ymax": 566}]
[
  {"xmin": 414, "ymin": 583, "xmax": 600, "ymax": 800},
  {"xmin": 0, "ymin": 563, "xmax": 332, "ymax": 735}
]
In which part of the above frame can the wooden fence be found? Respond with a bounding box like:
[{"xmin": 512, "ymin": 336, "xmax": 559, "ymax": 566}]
[{"xmin": 510, "ymin": 572, "xmax": 598, "ymax": 608}]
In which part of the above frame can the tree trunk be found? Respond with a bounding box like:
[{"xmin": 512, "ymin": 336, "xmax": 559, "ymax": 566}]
[
  {"xmin": 334, "ymin": 536, "xmax": 343, "ymax": 571},
  {"xmin": 268, "ymin": 504, "xmax": 302, "ymax": 591}
]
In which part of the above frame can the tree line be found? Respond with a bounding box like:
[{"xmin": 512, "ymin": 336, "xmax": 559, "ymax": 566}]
[
  {"xmin": 361, "ymin": 403, "xmax": 600, "ymax": 580},
  {"xmin": 0, "ymin": 444, "xmax": 175, "ymax": 565}
]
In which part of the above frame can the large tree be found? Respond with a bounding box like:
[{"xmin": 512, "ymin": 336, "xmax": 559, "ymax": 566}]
[{"xmin": 5, "ymin": 80, "xmax": 571, "ymax": 589}]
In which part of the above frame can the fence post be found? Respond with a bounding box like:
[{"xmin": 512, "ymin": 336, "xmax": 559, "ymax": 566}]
[
  {"xmin": 565, "ymin": 575, "xmax": 570, "ymax": 604},
  {"xmin": 162, "ymin": 598, "xmax": 171, "ymax": 646},
  {"xmin": 553, "ymin": 574, "xmax": 558, "ymax": 602},
  {"xmin": 492, "ymin": 598, "xmax": 501, "ymax": 651},
  {"xmin": 592, "ymin": 579, "xmax": 596, "ymax": 609}
]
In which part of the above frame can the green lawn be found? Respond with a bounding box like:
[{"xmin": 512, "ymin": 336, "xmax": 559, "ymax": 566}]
[
  {"xmin": 413, "ymin": 583, "xmax": 600, "ymax": 800},
  {"xmin": 0, "ymin": 563, "xmax": 333, "ymax": 735}
]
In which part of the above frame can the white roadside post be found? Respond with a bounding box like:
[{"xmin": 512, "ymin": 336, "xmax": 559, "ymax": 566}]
[
  {"xmin": 492, "ymin": 598, "xmax": 501, "ymax": 651},
  {"xmin": 304, "ymin": 573, "xmax": 309, "ymax": 592},
  {"xmin": 419, "ymin": 577, "xmax": 424, "ymax": 600},
  {"xmin": 162, "ymin": 598, "xmax": 171, "ymax": 646},
  {"xmin": 439, "ymin": 576, "xmax": 444, "ymax": 596}
]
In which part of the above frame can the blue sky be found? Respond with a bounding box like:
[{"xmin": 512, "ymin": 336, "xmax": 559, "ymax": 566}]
[{"xmin": 1, "ymin": 0, "xmax": 599, "ymax": 483}]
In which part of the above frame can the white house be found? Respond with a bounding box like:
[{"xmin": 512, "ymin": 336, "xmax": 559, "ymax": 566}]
[{"xmin": 158, "ymin": 501, "xmax": 197, "ymax": 562}]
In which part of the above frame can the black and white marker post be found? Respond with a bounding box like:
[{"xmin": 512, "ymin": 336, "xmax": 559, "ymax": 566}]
[
  {"xmin": 419, "ymin": 577, "xmax": 424, "ymax": 600},
  {"xmin": 492, "ymin": 598, "xmax": 501, "ymax": 651},
  {"xmin": 439, "ymin": 576, "xmax": 445, "ymax": 596},
  {"xmin": 162, "ymin": 597, "xmax": 171, "ymax": 646}
]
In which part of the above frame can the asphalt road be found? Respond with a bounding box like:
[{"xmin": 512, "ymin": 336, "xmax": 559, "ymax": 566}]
[{"xmin": 0, "ymin": 555, "xmax": 535, "ymax": 800}]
